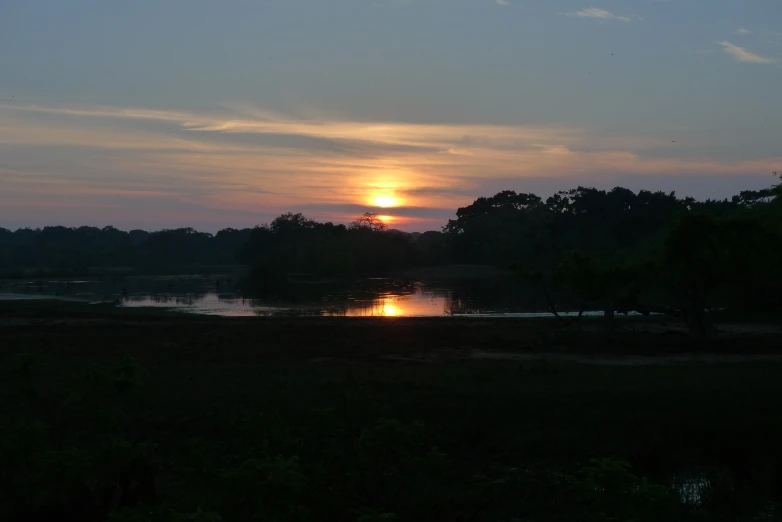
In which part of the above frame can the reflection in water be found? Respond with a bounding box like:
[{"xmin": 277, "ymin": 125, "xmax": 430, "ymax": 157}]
[
  {"xmin": 124, "ymin": 292, "xmax": 284, "ymax": 317},
  {"xmin": 122, "ymin": 283, "xmax": 454, "ymax": 317},
  {"xmin": 0, "ymin": 275, "xmax": 576, "ymax": 317},
  {"xmin": 325, "ymin": 284, "xmax": 452, "ymax": 317}
]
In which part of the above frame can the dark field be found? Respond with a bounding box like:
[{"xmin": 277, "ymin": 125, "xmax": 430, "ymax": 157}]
[{"xmin": 2, "ymin": 302, "xmax": 782, "ymax": 521}]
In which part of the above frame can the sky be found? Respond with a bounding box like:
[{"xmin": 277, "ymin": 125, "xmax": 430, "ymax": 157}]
[{"xmin": 1, "ymin": 0, "xmax": 781, "ymax": 232}]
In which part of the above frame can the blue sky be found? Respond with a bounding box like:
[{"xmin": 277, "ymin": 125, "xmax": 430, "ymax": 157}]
[{"xmin": 1, "ymin": 0, "xmax": 781, "ymax": 231}]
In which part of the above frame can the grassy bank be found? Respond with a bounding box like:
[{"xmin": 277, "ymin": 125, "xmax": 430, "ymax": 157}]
[{"xmin": 1, "ymin": 305, "xmax": 782, "ymax": 520}]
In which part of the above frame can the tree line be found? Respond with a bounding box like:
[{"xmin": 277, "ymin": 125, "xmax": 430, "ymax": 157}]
[
  {"xmin": 448, "ymin": 182, "xmax": 782, "ymax": 329},
  {"xmin": 2, "ymin": 178, "xmax": 780, "ymax": 330},
  {"xmin": 0, "ymin": 226, "xmax": 253, "ymax": 275}
]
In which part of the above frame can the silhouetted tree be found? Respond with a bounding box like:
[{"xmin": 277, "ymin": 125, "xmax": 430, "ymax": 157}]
[
  {"xmin": 270, "ymin": 212, "xmax": 317, "ymax": 234},
  {"xmin": 663, "ymin": 214, "xmax": 722, "ymax": 337},
  {"xmin": 350, "ymin": 213, "xmax": 388, "ymax": 232}
]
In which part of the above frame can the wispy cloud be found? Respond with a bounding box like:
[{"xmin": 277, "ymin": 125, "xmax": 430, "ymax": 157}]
[
  {"xmin": 735, "ymin": 27, "xmax": 752, "ymax": 35},
  {"xmin": 564, "ymin": 7, "xmax": 640, "ymax": 22},
  {"xmin": 0, "ymin": 103, "xmax": 581, "ymax": 153},
  {"xmin": 718, "ymin": 41, "xmax": 775, "ymax": 63},
  {"xmin": 495, "ymin": 0, "xmax": 510, "ymax": 6},
  {"xmin": 1, "ymin": 102, "xmax": 780, "ymax": 230}
]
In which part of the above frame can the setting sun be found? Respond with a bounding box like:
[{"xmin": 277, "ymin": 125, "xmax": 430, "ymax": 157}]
[
  {"xmin": 373, "ymin": 195, "xmax": 399, "ymax": 208},
  {"xmin": 382, "ymin": 302, "xmax": 402, "ymax": 317}
]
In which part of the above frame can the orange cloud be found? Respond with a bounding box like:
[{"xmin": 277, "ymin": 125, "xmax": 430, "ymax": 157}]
[{"xmin": 1, "ymin": 102, "xmax": 780, "ymax": 230}]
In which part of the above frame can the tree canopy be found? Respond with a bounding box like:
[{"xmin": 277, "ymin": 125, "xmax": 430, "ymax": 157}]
[{"xmin": 0, "ymin": 226, "xmax": 251, "ymax": 275}]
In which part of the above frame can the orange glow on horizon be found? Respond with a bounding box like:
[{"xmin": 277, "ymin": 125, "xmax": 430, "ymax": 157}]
[
  {"xmin": 382, "ymin": 302, "xmax": 402, "ymax": 316},
  {"xmin": 6, "ymin": 101, "xmax": 782, "ymax": 234}
]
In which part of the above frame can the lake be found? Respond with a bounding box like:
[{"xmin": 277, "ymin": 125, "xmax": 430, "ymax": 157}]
[{"xmin": 0, "ymin": 273, "xmax": 611, "ymax": 318}]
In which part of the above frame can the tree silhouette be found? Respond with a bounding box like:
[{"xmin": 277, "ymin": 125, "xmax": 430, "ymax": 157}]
[
  {"xmin": 350, "ymin": 213, "xmax": 388, "ymax": 232},
  {"xmin": 664, "ymin": 214, "xmax": 722, "ymax": 337},
  {"xmin": 270, "ymin": 212, "xmax": 317, "ymax": 234}
]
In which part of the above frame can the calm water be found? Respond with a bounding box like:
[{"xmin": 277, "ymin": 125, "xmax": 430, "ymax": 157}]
[
  {"xmin": 123, "ymin": 283, "xmax": 456, "ymax": 317},
  {"xmin": 0, "ymin": 274, "xmax": 598, "ymax": 317}
]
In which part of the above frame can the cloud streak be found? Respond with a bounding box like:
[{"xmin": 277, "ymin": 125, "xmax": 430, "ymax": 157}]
[
  {"xmin": 564, "ymin": 8, "xmax": 640, "ymax": 22},
  {"xmin": 0, "ymin": 103, "xmax": 583, "ymax": 155},
  {"xmin": 1, "ymin": 102, "xmax": 780, "ymax": 231},
  {"xmin": 718, "ymin": 41, "xmax": 775, "ymax": 63}
]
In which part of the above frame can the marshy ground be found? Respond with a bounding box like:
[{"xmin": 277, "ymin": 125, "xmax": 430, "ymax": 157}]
[{"xmin": 2, "ymin": 301, "xmax": 782, "ymax": 520}]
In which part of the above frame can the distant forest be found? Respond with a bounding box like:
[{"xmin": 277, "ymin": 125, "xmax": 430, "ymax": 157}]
[
  {"xmin": 0, "ymin": 226, "xmax": 252, "ymax": 275},
  {"xmin": 2, "ymin": 182, "xmax": 779, "ymax": 275}
]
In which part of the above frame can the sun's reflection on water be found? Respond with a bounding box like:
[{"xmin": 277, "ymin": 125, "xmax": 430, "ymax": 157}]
[{"xmin": 328, "ymin": 284, "xmax": 450, "ymax": 317}]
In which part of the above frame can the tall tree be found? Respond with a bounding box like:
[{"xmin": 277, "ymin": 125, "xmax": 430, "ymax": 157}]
[
  {"xmin": 663, "ymin": 214, "xmax": 722, "ymax": 337},
  {"xmin": 350, "ymin": 213, "xmax": 388, "ymax": 232}
]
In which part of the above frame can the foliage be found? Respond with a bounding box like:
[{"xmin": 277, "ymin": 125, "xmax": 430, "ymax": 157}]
[
  {"xmin": 0, "ymin": 354, "xmax": 693, "ymax": 522},
  {"xmin": 109, "ymin": 507, "xmax": 223, "ymax": 522},
  {"xmin": 8, "ymin": 335, "xmax": 782, "ymax": 521},
  {"xmin": 0, "ymin": 226, "xmax": 252, "ymax": 275},
  {"xmin": 499, "ymin": 181, "xmax": 782, "ymax": 324},
  {"xmin": 1, "ymin": 354, "xmax": 159, "ymax": 521},
  {"xmin": 239, "ymin": 213, "xmax": 445, "ymax": 288},
  {"xmin": 219, "ymin": 455, "xmax": 309, "ymax": 521},
  {"xmin": 351, "ymin": 213, "xmax": 389, "ymax": 232}
]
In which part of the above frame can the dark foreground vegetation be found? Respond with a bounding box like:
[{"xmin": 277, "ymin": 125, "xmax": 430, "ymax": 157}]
[{"xmin": 2, "ymin": 303, "xmax": 782, "ymax": 521}]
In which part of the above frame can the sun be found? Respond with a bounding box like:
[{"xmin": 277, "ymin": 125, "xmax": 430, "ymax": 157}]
[
  {"xmin": 373, "ymin": 195, "xmax": 399, "ymax": 208},
  {"xmin": 382, "ymin": 302, "xmax": 402, "ymax": 317}
]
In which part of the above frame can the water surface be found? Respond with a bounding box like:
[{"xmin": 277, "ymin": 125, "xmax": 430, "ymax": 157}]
[{"xmin": 0, "ymin": 274, "xmax": 597, "ymax": 317}]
